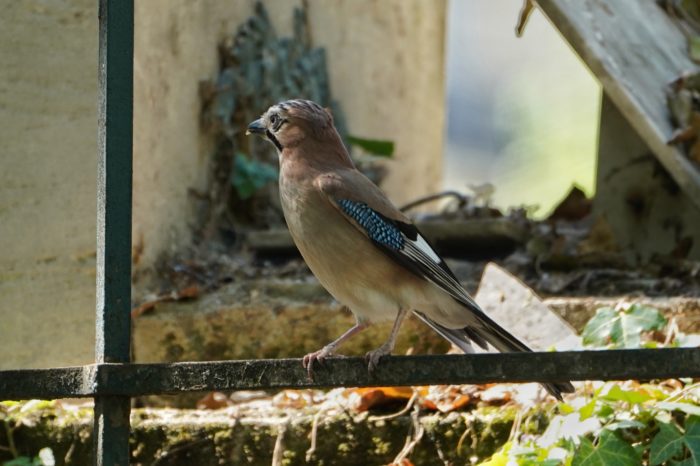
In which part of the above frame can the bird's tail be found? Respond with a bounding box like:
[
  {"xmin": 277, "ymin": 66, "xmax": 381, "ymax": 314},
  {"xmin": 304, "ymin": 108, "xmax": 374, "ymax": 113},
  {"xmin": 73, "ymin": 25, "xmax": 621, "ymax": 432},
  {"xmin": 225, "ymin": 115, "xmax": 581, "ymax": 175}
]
[
  {"xmin": 413, "ymin": 310, "xmax": 575, "ymax": 400},
  {"xmin": 469, "ymin": 312, "xmax": 574, "ymax": 400}
]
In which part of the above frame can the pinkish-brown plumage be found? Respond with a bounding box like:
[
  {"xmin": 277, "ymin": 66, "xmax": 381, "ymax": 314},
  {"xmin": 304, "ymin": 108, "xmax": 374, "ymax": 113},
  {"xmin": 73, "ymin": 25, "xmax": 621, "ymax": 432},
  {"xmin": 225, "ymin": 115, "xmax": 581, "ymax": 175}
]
[{"xmin": 246, "ymin": 99, "xmax": 573, "ymax": 400}]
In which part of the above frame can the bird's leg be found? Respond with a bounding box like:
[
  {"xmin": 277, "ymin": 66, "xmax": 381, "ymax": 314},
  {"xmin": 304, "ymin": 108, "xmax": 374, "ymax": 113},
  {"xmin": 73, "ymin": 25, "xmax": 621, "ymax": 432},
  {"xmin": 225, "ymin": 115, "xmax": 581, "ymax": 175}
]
[
  {"xmin": 366, "ymin": 308, "xmax": 408, "ymax": 372},
  {"xmin": 303, "ymin": 319, "xmax": 369, "ymax": 380}
]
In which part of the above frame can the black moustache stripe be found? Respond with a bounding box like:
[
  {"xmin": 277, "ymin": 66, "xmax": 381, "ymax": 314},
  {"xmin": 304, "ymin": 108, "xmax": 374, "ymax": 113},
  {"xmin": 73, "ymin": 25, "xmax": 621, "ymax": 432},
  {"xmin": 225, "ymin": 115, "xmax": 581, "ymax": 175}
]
[{"xmin": 266, "ymin": 130, "xmax": 282, "ymax": 151}]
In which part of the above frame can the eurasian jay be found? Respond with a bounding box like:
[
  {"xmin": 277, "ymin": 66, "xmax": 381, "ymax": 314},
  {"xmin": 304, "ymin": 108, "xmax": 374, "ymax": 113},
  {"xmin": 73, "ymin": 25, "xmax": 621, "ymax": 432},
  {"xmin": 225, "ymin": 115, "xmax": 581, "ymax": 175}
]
[{"xmin": 247, "ymin": 99, "xmax": 574, "ymax": 400}]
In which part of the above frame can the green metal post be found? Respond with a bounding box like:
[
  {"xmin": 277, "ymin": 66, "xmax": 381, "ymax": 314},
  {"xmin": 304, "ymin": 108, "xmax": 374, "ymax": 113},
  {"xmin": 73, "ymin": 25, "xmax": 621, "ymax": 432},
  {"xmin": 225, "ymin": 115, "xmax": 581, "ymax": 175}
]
[{"xmin": 94, "ymin": 0, "xmax": 134, "ymax": 465}]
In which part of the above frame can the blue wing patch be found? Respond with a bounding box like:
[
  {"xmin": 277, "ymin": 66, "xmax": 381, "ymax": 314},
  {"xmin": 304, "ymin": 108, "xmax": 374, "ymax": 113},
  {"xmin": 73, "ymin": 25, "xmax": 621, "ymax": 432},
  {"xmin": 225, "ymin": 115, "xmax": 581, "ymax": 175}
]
[{"xmin": 337, "ymin": 199, "xmax": 404, "ymax": 250}]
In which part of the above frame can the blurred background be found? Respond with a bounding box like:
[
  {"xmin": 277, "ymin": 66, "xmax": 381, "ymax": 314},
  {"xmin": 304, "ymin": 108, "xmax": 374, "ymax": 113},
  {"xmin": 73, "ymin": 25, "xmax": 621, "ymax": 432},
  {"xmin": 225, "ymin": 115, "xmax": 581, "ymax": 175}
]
[
  {"xmin": 0, "ymin": 0, "xmax": 601, "ymax": 370},
  {"xmin": 444, "ymin": 0, "xmax": 600, "ymax": 216}
]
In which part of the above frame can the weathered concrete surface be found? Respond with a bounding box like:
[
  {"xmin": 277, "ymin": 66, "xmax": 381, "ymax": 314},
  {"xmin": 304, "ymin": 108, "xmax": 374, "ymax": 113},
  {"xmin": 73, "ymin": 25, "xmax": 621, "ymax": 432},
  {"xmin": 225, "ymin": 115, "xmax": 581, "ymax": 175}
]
[
  {"xmin": 1, "ymin": 1, "xmax": 446, "ymax": 369},
  {"xmin": 1, "ymin": 400, "xmax": 531, "ymax": 466},
  {"xmin": 594, "ymin": 95, "xmax": 700, "ymax": 262},
  {"xmin": 307, "ymin": 0, "xmax": 446, "ymax": 205},
  {"xmin": 133, "ymin": 279, "xmax": 449, "ymax": 364},
  {"xmin": 0, "ymin": 1, "xmax": 99, "ymax": 370},
  {"xmin": 133, "ymin": 276, "xmax": 700, "ymax": 366}
]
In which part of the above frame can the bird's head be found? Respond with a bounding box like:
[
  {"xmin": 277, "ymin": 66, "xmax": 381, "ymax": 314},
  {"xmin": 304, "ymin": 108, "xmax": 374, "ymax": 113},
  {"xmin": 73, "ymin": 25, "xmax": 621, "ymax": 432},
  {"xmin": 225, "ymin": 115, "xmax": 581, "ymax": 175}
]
[{"xmin": 246, "ymin": 99, "xmax": 339, "ymax": 153}]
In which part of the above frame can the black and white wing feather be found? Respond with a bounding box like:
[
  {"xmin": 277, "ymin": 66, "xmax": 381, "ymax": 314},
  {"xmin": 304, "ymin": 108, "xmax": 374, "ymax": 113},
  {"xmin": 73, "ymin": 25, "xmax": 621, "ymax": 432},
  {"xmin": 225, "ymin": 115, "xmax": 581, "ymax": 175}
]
[
  {"xmin": 334, "ymin": 199, "xmax": 481, "ymax": 311},
  {"xmin": 328, "ymin": 198, "xmax": 574, "ymax": 399}
]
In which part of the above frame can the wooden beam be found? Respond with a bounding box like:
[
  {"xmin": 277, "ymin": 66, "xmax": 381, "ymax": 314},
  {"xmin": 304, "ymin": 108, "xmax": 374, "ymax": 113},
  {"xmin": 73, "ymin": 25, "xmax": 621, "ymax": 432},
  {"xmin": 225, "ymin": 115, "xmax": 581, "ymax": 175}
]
[{"xmin": 537, "ymin": 0, "xmax": 700, "ymax": 208}]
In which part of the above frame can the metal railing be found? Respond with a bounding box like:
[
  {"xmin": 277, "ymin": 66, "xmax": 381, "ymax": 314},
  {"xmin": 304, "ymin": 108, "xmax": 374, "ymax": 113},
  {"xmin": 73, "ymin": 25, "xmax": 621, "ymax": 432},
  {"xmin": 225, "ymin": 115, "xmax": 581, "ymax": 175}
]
[{"xmin": 1, "ymin": 1, "xmax": 699, "ymax": 464}]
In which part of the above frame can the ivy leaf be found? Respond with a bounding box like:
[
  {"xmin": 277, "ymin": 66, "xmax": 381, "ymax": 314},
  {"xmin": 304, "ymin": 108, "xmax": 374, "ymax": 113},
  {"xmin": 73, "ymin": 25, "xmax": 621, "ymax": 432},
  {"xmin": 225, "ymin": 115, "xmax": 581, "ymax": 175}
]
[
  {"xmin": 605, "ymin": 419, "xmax": 646, "ymax": 431},
  {"xmin": 650, "ymin": 422, "xmax": 685, "ymax": 465},
  {"xmin": 572, "ymin": 437, "xmax": 596, "ymax": 466},
  {"xmin": 684, "ymin": 415, "xmax": 700, "ymax": 462},
  {"xmin": 572, "ymin": 430, "xmax": 640, "ymax": 466},
  {"xmin": 657, "ymin": 402, "xmax": 700, "ymax": 417},
  {"xmin": 582, "ymin": 307, "xmax": 619, "ymax": 347},
  {"xmin": 602, "ymin": 385, "xmax": 653, "ymax": 405},
  {"xmin": 582, "ymin": 305, "xmax": 667, "ymax": 348},
  {"xmin": 579, "ymin": 399, "xmax": 596, "ymax": 420},
  {"xmin": 231, "ymin": 153, "xmax": 278, "ymax": 200},
  {"xmin": 346, "ymin": 135, "xmax": 395, "ymax": 157},
  {"xmin": 671, "ymin": 459, "xmax": 696, "ymax": 466},
  {"xmin": 214, "ymin": 69, "xmax": 237, "ymax": 124}
]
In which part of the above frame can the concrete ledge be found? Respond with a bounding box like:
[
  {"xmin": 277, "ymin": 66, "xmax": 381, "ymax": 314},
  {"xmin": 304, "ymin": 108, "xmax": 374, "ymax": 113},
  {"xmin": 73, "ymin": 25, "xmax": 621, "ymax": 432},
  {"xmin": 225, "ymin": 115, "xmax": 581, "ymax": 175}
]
[
  {"xmin": 1, "ymin": 400, "xmax": 534, "ymax": 465},
  {"xmin": 133, "ymin": 279, "xmax": 449, "ymax": 365},
  {"xmin": 134, "ymin": 278, "xmax": 700, "ymax": 365}
]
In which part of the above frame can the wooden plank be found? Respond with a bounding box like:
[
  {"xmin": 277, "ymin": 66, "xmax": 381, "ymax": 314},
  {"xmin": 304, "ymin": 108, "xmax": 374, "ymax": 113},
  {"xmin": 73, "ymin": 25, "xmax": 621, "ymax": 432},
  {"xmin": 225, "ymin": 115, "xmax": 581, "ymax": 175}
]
[
  {"xmin": 247, "ymin": 219, "xmax": 529, "ymax": 254},
  {"xmin": 537, "ymin": 0, "xmax": 700, "ymax": 208}
]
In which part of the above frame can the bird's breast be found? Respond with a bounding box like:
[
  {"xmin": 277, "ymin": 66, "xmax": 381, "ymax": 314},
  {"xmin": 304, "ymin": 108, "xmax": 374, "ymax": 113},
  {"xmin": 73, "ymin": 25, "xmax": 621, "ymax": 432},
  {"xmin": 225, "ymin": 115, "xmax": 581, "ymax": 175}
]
[{"xmin": 278, "ymin": 176, "xmax": 424, "ymax": 322}]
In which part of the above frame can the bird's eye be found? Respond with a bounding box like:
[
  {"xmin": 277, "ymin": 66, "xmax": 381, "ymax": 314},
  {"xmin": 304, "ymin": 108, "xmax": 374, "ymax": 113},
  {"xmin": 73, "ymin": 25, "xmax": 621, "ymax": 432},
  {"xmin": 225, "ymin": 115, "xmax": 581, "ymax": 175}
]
[{"xmin": 269, "ymin": 113, "xmax": 280, "ymax": 127}]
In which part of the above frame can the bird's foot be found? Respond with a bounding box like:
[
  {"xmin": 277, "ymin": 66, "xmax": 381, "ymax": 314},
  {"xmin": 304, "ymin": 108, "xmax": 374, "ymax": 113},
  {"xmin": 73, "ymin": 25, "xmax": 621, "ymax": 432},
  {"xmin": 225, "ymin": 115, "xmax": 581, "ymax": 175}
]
[
  {"xmin": 365, "ymin": 343, "xmax": 393, "ymax": 373},
  {"xmin": 302, "ymin": 345, "xmax": 336, "ymax": 380}
]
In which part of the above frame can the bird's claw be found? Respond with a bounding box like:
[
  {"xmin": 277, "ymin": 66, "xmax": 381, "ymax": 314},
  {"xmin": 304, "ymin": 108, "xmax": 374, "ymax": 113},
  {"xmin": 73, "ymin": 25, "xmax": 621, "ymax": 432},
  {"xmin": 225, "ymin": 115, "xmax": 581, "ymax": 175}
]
[
  {"xmin": 302, "ymin": 345, "xmax": 335, "ymax": 380},
  {"xmin": 365, "ymin": 344, "xmax": 392, "ymax": 373}
]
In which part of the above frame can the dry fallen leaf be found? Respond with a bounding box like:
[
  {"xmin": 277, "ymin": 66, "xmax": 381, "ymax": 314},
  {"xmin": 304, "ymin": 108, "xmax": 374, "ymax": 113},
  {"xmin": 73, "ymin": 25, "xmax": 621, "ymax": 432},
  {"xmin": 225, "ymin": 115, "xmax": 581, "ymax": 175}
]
[
  {"xmin": 387, "ymin": 459, "xmax": 415, "ymax": 466},
  {"xmin": 577, "ymin": 215, "xmax": 618, "ymax": 254},
  {"xmin": 131, "ymin": 284, "xmax": 201, "ymax": 318},
  {"xmin": 547, "ymin": 185, "xmax": 592, "ymax": 222},
  {"xmin": 196, "ymin": 392, "xmax": 231, "ymax": 410},
  {"xmin": 478, "ymin": 385, "xmax": 513, "ymax": 405},
  {"xmin": 272, "ymin": 389, "xmax": 317, "ymax": 409},
  {"xmin": 347, "ymin": 387, "xmax": 414, "ymax": 412}
]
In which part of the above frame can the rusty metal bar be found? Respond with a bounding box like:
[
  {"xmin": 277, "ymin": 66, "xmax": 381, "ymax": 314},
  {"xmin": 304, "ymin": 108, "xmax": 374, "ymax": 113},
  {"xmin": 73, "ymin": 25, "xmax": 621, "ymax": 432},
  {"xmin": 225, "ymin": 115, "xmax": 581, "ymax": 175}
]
[
  {"xmin": 0, "ymin": 367, "xmax": 95, "ymax": 400},
  {"xmin": 2, "ymin": 348, "xmax": 700, "ymax": 401},
  {"xmin": 84, "ymin": 348, "xmax": 700, "ymax": 394}
]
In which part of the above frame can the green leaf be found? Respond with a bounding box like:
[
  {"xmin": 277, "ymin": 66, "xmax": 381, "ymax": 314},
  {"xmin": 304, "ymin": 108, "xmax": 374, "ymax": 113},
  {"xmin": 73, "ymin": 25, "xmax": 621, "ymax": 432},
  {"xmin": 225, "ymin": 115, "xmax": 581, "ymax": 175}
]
[
  {"xmin": 582, "ymin": 305, "xmax": 666, "ymax": 348},
  {"xmin": 582, "ymin": 307, "xmax": 618, "ymax": 347},
  {"xmin": 214, "ymin": 69, "xmax": 237, "ymax": 123},
  {"xmin": 657, "ymin": 402, "xmax": 700, "ymax": 417},
  {"xmin": 650, "ymin": 422, "xmax": 685, "ymax": 465},
  {"xmin": 625, "ymin": 304, "xmax": 667, "ymax": 331},
  {"xmin": 346, "ymin": 135, "xmax": 395, "ymax": 157},
  {"xmin": 231, "ymin": 152, "xmax": 278, "ymax": 200},
  {"xmin": 684, "ymin": 415, "xmax": 700, "ymax": 462},
  {"xmin": 573, "ymin": 437, "xmax": 596, "ymax": 466},
  {"xmin": 579, "ymin": 399, "xmax": 596, "ymax": 420},
  {"xmin": 605, "ymin": 419, "xmax": 645, "ymax": 431},
  {"xmin": 572, "ymin": 430, "xmax": 640, "ymax": 466},
  {"xmin": 3, "ymin": 457, "xmax": 40, "ymax": 466},
  {"xmin": 671, "ymin": 458, "xmax": 696, "ymax": 466},
  {"xmin": 597, "ymin": 404, "xmax": 615, "ymax": 418},
  {"xmin": 602, "ymin": 385, "xmax": 652, "ymax": 404}
]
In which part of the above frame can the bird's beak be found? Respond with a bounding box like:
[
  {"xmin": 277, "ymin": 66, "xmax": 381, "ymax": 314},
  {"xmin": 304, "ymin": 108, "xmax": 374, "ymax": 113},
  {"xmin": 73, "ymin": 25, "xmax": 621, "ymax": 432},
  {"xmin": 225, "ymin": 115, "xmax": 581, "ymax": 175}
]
[{"xmin": 246, "ymin": 118, "xmax": 266, "ymax": 136}]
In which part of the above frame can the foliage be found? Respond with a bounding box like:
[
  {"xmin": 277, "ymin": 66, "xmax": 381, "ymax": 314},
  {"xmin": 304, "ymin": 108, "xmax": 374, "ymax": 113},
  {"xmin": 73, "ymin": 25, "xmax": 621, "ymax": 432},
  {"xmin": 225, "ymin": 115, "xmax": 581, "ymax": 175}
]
[
  {"xmin": 345, "ymin": 135, "xmax": 395, "ymax": 158},
  {"xmin": 230, "ymin": 152, "xmax": 278, "ymax": 200},
  {"xmin": 1, "ymin": 401, "xmax": 56, "ymax": 466},
  {"xmin": 582, "ymin": 304, "xmax": 667, "ymax": 349},
  {"xmin": 3, "ymin": 448, "xmax": 54, "ymax": 466},
  {"xmin": 200, "ymin": 2, "xmax": 395, "ymax": 229},
  {"xmin": 478, "ymin": 304, "xmax": 700, "ymax": 466},
  {"xmin": 478, "ymin": 380, "xmax": 700, "ymax": 466}
]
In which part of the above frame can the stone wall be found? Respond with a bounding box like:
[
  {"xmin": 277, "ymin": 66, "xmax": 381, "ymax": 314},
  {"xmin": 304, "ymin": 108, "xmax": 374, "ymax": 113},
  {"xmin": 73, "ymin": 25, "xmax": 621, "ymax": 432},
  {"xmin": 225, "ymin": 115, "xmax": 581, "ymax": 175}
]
[{"xmin": 0, "ymin": 1, "xmax": 446, "ymax": 369}]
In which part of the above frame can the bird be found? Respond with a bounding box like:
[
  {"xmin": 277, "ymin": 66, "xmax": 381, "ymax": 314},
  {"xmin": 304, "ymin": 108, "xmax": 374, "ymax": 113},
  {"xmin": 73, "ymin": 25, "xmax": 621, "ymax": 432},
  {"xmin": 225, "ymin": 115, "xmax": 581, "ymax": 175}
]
[{"xmin": 246, "ymin": 99, "xmax": 574, "ymax": 400}]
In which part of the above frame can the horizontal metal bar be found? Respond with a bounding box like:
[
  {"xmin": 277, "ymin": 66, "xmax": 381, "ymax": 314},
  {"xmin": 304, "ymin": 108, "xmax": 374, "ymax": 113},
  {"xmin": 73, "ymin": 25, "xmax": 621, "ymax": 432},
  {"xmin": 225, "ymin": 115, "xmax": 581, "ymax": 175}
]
[
  {"xmin": 1, "ymin": 348, "xmax": 699, "ymax": 400},
  {"xmin": 0, "ymin": 366, "xmax": 95, "ymax": 400}
]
